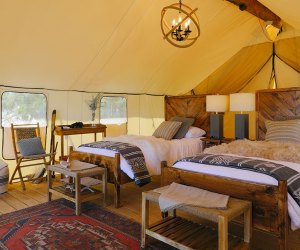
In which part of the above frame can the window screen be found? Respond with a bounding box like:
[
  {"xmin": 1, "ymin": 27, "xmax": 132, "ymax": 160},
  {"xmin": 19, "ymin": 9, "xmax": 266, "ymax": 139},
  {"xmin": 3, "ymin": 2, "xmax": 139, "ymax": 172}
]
[
  {"xmin": 100, "ymin": 96, "xmax": 127, "ymax": 125},
  {"xmin": 2, "ymin": 92, "xmax": 47, "ymax": 127}
]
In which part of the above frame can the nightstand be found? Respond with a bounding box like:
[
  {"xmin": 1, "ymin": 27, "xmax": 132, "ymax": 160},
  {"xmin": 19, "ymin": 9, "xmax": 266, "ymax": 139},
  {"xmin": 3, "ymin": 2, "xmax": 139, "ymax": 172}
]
[{"xmin": 202, "ymin": 138, "xmax": 235, "ymax": 148}]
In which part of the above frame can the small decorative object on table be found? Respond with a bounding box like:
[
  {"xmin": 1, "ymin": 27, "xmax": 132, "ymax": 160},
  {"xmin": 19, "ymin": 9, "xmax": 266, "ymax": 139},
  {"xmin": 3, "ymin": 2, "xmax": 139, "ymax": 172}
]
[{"xmin": 59, "ymin": 160, "xmax": 102, "ymax": 192}]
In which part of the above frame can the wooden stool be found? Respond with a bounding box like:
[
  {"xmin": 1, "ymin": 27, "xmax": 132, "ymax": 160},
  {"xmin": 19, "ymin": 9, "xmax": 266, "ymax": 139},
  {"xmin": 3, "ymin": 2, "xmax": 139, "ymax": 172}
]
[
  {"xmin": 141, "ymin": 186, "xmax": 252, "ymax": 250},
  {"xmin": 47, "ymin": 164, "xmax": 107, "ymax": 215}
]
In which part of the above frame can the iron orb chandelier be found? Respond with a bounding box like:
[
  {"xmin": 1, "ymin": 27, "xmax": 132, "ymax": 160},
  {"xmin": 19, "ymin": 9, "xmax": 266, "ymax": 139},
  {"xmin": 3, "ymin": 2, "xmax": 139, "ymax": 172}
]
[{"xmin": 161, "ymin": 0, "xmax": 200, "ymax": 48}]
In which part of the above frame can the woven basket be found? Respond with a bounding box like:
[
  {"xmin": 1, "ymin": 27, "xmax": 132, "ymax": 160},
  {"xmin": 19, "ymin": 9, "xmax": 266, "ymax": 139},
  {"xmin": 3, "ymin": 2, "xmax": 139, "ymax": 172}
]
[{"xmin": 0, "ymin": 160, "xmax": 9, "ymax": 194}]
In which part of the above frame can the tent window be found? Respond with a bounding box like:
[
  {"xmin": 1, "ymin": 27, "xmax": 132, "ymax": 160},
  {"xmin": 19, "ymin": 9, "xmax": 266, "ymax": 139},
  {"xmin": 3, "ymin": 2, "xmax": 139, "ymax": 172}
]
[
  {"xmin": 1, "ymin": 92, "xmax": 47, "ymax": 127},
  {"xmin": 100, "ymin": 96, "xmax": 127, "ymax": 125}
]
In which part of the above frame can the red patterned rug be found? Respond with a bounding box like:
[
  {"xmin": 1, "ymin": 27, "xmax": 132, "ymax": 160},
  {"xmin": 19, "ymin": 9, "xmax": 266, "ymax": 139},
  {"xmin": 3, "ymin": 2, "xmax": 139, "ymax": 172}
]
[{"xmin": 0, "ymin": 199, "xmax": 173, "ymax": 250}]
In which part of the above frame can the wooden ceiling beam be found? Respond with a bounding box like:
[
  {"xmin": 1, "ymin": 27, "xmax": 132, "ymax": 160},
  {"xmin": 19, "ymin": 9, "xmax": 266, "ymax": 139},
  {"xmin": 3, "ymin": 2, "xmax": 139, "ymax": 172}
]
[{"xmin": 226, "ymin": 0, "xmax": 281, "ymax": 28}]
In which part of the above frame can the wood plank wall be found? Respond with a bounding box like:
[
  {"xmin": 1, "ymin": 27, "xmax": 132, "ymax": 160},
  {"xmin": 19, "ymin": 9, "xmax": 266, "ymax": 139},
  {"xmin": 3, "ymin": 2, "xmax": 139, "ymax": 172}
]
[
  {"xmin": 165, "ymin": 95, "xmax": 210, "ymax": 136},
  {"xmin": 256, "ymin": 88, "xmax": 300, "ymax": 140}
]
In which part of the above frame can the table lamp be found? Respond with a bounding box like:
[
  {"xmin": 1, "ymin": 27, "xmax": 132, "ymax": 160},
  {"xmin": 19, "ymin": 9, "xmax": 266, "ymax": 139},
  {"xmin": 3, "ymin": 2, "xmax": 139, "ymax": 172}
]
[
  {"xmin": 230, "ymin": 93, "xmax": 255, "ymax": 139},
  {"xmin": 206, "ymin": 95, "xmax": 229, "ymax": 139}
]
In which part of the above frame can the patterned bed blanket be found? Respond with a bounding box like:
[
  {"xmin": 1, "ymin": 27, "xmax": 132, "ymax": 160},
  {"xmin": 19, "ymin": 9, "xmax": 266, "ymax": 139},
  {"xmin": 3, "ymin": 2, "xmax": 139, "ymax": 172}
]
[
  {"xmin": 79, "ymin": 141, "xmax": 151, "ymax": 186},
  {"xmin": 177, "ymin": 153, "xmax": 300, "ymax": 206}
]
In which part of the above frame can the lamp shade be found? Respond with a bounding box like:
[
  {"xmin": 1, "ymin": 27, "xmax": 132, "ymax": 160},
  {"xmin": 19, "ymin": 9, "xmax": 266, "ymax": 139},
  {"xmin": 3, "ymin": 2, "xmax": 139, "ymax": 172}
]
[
  {"xmin": 206, "ymin": 95, "xmax": 228, "ymax": 113},
  {"xmin": 230, "ymin": 93, "xmax": 255, "ymax": 112}
]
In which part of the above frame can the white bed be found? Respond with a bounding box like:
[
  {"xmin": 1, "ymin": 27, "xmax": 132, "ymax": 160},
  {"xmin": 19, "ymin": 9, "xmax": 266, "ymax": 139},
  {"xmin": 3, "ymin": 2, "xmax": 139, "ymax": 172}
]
[{"xmin": 77, "ymin": 135, "xmax": 204, "ymax": 179}]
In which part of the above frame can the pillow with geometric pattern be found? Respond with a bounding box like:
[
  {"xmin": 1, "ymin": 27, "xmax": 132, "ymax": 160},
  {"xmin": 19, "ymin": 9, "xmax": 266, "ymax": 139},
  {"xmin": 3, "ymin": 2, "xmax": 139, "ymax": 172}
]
[{"xmin": 17, "ymin": 137, "xmax": 46, "ymax": 156}]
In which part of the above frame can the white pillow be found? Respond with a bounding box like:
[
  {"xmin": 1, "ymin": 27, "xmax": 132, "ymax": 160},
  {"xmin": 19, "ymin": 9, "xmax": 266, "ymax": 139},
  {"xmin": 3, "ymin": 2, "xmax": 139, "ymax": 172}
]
[{"xmin": 184, "ymin": 126, "xmax": 206, "ymax": 138}]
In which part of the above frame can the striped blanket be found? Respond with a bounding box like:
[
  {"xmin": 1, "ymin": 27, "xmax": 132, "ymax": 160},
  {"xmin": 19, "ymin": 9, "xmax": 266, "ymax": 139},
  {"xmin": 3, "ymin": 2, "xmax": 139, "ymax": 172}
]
[
  {"xmin": 177, "ymin": 153, "xmax": 300, "ymax": 206},
  {"xmin": 79, "ymin": 141, "xmax": 151, "ymax": 186}
]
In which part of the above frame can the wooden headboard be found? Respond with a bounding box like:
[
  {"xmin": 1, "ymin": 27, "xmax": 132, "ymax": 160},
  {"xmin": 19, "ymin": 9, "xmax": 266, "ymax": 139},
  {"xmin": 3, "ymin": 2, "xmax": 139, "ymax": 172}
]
[
  {"xmin": 165, "ymin": 95, "xmax": 210, "ymax": 135},
  {"xmin": 256, "ymin": 87, "xmax": 300, "ymax": 140}
]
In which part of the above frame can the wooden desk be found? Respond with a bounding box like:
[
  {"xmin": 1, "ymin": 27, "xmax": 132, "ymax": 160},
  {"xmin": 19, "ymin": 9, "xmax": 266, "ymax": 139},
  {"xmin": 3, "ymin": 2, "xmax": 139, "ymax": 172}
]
[{"xmin": 54, "ymin": 124, "xmax": 107, "ymax": 159}]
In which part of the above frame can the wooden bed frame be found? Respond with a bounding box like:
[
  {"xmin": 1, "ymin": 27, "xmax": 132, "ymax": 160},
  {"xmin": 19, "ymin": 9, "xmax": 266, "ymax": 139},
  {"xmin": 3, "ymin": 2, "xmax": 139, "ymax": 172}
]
[
  {"xmin": 69, "ymin": 146, "xmax": 127, "ymax": 208},
  {"xmin": 161, "ymin": 163, "xmax": 288, "ymax": 249},
  {"xmin": 69, "ymin": 95, "xmax": 210, "ymax": 208},
  {"xmin": 162, "ymin": 87, "xmax": 300, "ymax": 249}
]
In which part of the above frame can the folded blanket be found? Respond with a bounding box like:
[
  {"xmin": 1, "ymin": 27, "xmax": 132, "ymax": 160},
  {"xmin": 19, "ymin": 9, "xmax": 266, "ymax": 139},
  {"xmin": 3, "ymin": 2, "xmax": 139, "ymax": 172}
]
[
  {"xmin": 156, "ymin": 182, "xmax": 229, "ymax": 212},
  {"xmin": 79, "ymin": 141, "xmax": 150, "ymax": 186}
]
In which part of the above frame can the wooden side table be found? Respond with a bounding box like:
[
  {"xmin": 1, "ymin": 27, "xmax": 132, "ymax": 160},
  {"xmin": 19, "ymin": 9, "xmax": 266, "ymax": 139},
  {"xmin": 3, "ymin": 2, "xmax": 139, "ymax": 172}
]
[
  {"xmin": 47, "ymin": 164, "xmax": 107, "ymax": 215},
  {"xmin": 141, "ymin": 187, "xmax": 252, "ymax": 250}
]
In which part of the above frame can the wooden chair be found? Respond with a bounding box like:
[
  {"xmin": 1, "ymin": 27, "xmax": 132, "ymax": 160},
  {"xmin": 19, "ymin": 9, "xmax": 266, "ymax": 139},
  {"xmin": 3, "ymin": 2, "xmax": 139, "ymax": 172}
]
[{"xmin": 9, "ymin": 123, "xmax": 56, "ymax": 190}]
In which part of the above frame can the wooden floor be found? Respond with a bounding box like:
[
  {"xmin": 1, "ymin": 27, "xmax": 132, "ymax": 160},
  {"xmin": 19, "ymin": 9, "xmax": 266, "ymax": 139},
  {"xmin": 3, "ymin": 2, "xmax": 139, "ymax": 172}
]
[{"xmin": 1, "ymin": 176, "xmax": 300, "ymax": 250}]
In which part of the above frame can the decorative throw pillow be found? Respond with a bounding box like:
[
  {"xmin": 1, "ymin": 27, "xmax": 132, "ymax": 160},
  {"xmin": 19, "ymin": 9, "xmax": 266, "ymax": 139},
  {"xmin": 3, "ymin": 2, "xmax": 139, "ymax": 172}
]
[
  {"xmin": 17, "ymin": 137, "xmax": 46, "ymax": 156},
  {"xmin": 170, "ymin": 116, "xmax": 195, "ymax": 139},
  {"xmin": 152, "ymin": 121, "xmax": 182, "ymax": 140},
  {"xmin": 184, "ymin": 126, "xmax": 206, "ymax": 138},
  {"xmin": 265, "ymin": 119, "xmax": 300, "ymax": 143}
]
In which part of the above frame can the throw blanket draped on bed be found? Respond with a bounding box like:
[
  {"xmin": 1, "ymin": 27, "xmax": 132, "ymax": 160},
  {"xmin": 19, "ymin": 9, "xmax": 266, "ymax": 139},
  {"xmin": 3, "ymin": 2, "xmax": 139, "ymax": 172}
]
[
  {"xmin": 79, "ymin": 141, "xmax": 151, "ymax": 186},
  {"xmin": 177, "ymin": 153, "xmax": 300, "ymax": 206},
  {"xmin": 204, "ymin": 139, "xmax": 300, "ymax": 163}
]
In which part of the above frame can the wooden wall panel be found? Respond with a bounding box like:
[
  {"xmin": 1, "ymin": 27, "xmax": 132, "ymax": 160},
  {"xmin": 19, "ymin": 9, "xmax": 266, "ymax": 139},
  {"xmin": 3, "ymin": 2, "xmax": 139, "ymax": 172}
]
[
  {"xmin": 256, "ymin": 88, "xmax": 300, "ymax": 140},
  {"xmin": 165, "ymin": 95, "xmax": 210, "ymax": 135}
]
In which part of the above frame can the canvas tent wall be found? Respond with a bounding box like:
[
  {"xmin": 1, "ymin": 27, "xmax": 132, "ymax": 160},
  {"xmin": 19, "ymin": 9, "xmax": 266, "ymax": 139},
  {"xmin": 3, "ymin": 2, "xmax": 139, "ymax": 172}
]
[
  {"xmin": 0, "ymin": 0, "xmax": 300, "ymax": 176},
  {"xmin": 0, "ymin": 86, "xmax": 165, "ymax": 177}
]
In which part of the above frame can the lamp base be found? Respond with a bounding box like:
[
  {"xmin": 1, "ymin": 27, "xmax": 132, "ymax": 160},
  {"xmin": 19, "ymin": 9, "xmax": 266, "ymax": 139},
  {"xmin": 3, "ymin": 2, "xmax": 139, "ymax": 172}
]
[
  {"xmin": 235, "ymin": 114, "xmax": 249, "ymax": 139},
  {"xmin": 210, "ymin": 114, "xmax": 223, "ymax": 139}
]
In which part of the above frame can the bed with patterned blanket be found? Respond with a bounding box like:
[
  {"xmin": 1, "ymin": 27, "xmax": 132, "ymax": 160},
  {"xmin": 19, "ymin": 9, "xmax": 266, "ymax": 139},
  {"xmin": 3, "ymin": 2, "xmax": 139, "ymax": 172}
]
[
  {"xmin": 78, "ymin": 135, "xmax": 204, "ymax": 178},
  {"xmin": 161, "ymin": 140, "xmax": 300, "ymax": 249},
  {"xmin": 76, "ymin": 135, "xmax": 204, "ymax": 207}
]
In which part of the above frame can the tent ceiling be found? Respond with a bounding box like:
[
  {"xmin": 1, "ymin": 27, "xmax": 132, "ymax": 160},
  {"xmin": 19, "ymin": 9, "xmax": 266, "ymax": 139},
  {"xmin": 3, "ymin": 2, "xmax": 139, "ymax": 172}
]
[
  {"xmin": 193, "ymin": 42, "xmax": 273, "ymax": 94},
  {"xmin": 0, "ymin": 0, "xmax": 299, "ymax": 95},
  {"xmin": 192, "ymin": 34, "xmax": 300, "ymax": 94}
]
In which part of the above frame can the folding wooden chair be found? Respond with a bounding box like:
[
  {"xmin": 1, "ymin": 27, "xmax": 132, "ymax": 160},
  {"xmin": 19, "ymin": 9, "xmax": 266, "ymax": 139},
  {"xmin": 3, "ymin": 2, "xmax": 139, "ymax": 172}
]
[{"xmin": 9, "ymin": 123, "xmax": 56, "ymax": 190}]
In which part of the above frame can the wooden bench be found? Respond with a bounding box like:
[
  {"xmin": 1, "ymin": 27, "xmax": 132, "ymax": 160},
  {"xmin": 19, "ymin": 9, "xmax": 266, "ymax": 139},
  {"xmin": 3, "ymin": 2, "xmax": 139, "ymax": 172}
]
[{"xmin": 141, "ymin": 187, "xmax": 252, "ymax": 250}]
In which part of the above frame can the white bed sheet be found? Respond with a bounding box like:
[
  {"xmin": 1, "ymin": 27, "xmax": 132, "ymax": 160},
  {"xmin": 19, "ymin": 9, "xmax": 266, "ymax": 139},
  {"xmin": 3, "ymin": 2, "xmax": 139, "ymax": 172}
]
[
  {"xmin": 77, "ymin": 135, "xmax": 204, "ymax": 178},
  {"xmin": 173, "ymin": 154, "xmax": 300, "ymax": 230}
]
